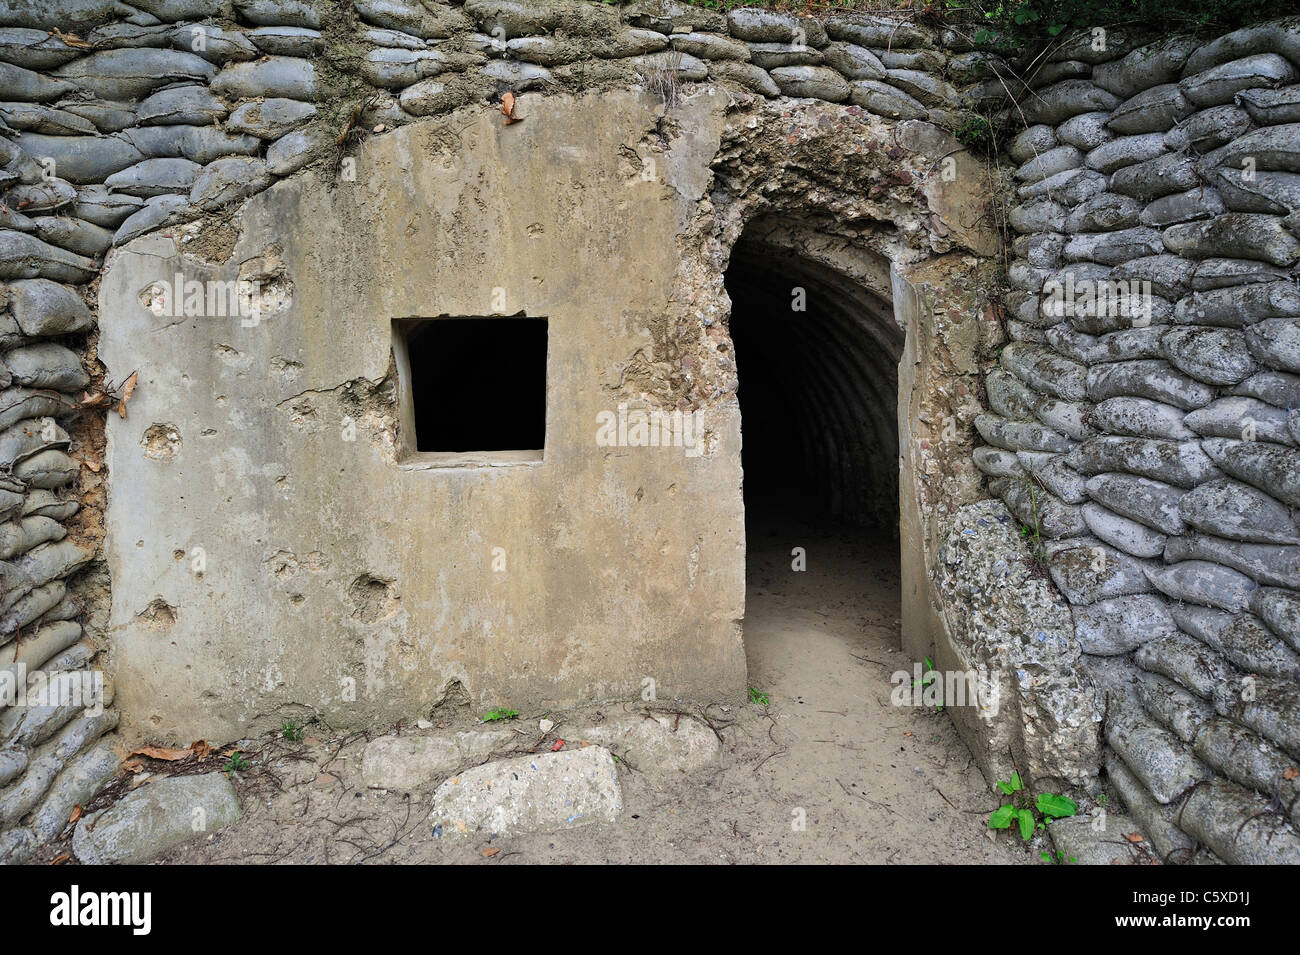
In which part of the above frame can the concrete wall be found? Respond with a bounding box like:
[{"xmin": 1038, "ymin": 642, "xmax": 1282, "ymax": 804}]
[{"xmin": 98, "ymin": 92, "xmax": 750, "ymax": 745}]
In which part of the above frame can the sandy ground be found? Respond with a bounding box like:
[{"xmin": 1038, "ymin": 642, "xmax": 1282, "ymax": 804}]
[{"xmin": 109, "ymin": 524, "xmax": 1027, "ymax": 865}]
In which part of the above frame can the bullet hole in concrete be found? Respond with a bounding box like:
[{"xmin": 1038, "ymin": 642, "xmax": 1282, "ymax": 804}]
[
  {"xmin": 141, "ymin": 423, "xmax": 182, "ymax": 461},
  {"xmin": 137, "ymin": 597, "xmax": 177, "ymax": 630},
  {"xmin": 347, "ymin": 574, "xmax": 399, "ymax": 623},
  {"xmin": 400, "ymin": 317, "xmax": 547, "ymax": 453}
]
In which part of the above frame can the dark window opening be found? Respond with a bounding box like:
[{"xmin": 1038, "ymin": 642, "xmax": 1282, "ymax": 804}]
[{"xmin": 398, "ymin": 317, "xmax": 547, "ymax": 454}]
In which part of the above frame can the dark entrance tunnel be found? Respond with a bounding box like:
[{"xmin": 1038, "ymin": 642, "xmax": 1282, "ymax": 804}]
[
  {"xmin": 727, "ymin": 230, "xmax": 910, "ymax": 750},
  {"xmin": 725, "ymin": 235, "xmax": 905, "ymax": 537}
]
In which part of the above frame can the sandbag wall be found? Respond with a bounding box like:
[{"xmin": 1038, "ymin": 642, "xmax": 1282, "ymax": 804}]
[{"xmin": 987, "ymin": 20, "xmax": 1300, "ymax": 863}]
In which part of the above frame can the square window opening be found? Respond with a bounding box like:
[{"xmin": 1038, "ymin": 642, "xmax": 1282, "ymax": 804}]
[{"xmin": 393, "ymin": 316, "xmax": 547, "ymax": 465}]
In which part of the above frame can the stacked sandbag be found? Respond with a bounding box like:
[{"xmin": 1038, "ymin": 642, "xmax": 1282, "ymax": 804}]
[{"xmin": 989, "ymin": 18, "xmax": 1300, "ymax": 863}]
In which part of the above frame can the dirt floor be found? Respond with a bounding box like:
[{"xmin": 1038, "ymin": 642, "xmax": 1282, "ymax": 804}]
[{"xmin": 79, "ymin": 523, "xmax": 1029, "ymax": 865}]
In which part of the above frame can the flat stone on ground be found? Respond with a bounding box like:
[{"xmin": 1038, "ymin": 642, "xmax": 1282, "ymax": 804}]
[
  {"xmin": 430, "ymin": 746, "xmax": 621, "ymax": 839},
  {"xmin": 577, "ymin": 712, "xmax": 720, "ymax": 773},
  {"xmin": 362, "ymin": 726, "xmax": 516, "ymax": 791},
  {"xmin": 72, "ymin": 772, "xmax": 241, "ymax": 864}
]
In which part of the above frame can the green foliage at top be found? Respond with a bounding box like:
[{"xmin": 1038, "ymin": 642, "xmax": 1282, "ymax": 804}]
[
  {"xmin": 481, "ymin": 707, "xmax": 520, "ymax": 722},
  {"xmin": 940, "ymin": 0, "xmax": 1288, "ymax": 47}
]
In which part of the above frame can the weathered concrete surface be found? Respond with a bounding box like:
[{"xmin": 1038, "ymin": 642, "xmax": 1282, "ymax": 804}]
[
  {"xmin": 933, "ymin": 500, "xmax": 1103, "ymax": 787},
  {"xmin": 896, "ymin": 253, "xmax": 996, "ymax": 666},
  {"xmin": 100, "ymin": 91, "xmax": 749, "ymax": 745},
  {"xmin": 429, "ymin": 745, "xmax": 622, "ymax": 837},
  {"xmin": 72, "ymin": 772, "xmax": 241, "ymax": 864},
  {"xmin": 1047, "ymin": 812, "xmax": 1147, "ymax": 864}
]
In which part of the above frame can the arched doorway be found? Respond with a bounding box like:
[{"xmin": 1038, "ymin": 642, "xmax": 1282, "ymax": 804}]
[{"xmin": 725, "ymin": 218, "xmax": 907, "ymax": 722}]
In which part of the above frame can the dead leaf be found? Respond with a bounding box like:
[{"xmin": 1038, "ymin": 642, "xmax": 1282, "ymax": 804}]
[
  {"xmin": 481, "ymin": 847, "xmax": 500, "ymax": 857},
  {"xmin": 117, "ymin": 371, "xmax": 138, "ymax": 419},
  {"xmin": 52, "ymin": 28, "xmax": 92, "ymax": 48},
  {"xmin": 130, "ymin": 744, "xmax": 190, "ymax": 761},
  {"xmin": 501, "ymin": 91, "xmax": 522, "ymax": 125},
  {"xmin": 122, "ymin": 758, "xmax": 144, "ymax": 773},
  {"xmin": 69, "ymin": 805, "xmax": 82, "ymax": 824},
  {"xmin": 1285, "ymin": 767, "xmax": 1299, "ymax": 781},
  {"xmin": 79, "ymin": 458, "xmax": 101, "ymax": 473},
  {"xmin": 1125, "ymin": 832, "xmax": 1145, "ymax": 843},
  {"xmin": 49, "ymin": 852, "xmax": 71, "ymax": 865},
  {"xmin": 190, "ymin": 740, "xmax": 212, "ymax": 760}
]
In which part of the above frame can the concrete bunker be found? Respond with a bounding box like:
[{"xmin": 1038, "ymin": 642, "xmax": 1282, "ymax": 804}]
[{"xmin": 93, "ymin": 88, "xmax": 1012, "ymax": 780}]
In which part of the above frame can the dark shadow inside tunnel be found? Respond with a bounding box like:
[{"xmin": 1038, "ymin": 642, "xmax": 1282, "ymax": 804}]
[{"xmin": 725, "ymin": 231, "xmax": 905, "ymax": 543}]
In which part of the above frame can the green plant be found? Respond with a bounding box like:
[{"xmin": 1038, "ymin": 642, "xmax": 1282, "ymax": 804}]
[
  {"xmin": 1041, "ymin": 849, "xmax": 1077, "ymax": 863},
  {"xmin": 1019, "ymin": 477, "xmax": 1048, "ymax": 567},
  {"xmin": 913, "ymin": 656, "xmax": 944, "ymax": 712},
  {"xmin": 223, "ymin": 750, "xmax": 248, "ymax": 775},
  {"xmin": 281, "ymin": 719, "xmax": 304, "ymax": 741},
  {"xmin": 480, "ymin": 707, "xmax": 519, "ymax": 723},
  {"xmin": 988, "ymin": 772, "xmax": 1078, "ymax": 841},
  {"xmin": 956, "ymin": 114, "xmax": 997, "ymax": 154},
  {"xmin": 749, "ymin": 686, "xmax": 770, "ymax": 706}
]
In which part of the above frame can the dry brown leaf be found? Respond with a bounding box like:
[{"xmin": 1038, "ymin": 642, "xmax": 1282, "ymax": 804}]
[
  {"xmin": 1285, "ymin": 767, "xmax": 1299, "ymax": 781},
  {"xmin": 122, "ymin": 758, "xmax": 144, "ymax": 773},
  {"xmin": 49, "ymin": 852, "xmax": 71, "ymax": 865},
  {"xmin": 1125, "ymin": 832, "xmax": 1145, "ymax": 843},
  {"xmin": 130, "ymin": 744, "xmax": 190, "ymax": 761},
  {"xmin": 190, "ymin": 739, "xmax": 212, "ymax": 760},
  {"xmin": 501, "ymin": 91, "xmax": 522, "ymax": 125},
  {"xmin": 80, "ymin": 458, "xmax": 101, "ymax": 473},
  {"xmin": 117, "ymin": 371, "xmax": 138, "ymax": 419},
  {"xmin": 69, "ymin": 805, "xmax": 83, "ymax": 824},
  {"xmin": 481, "ymin": 847, "xmax": 500, "ymax": 857},
  {"xmin": 53, "ymin": 28, "xmax": 92, "ymax": 48}
]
